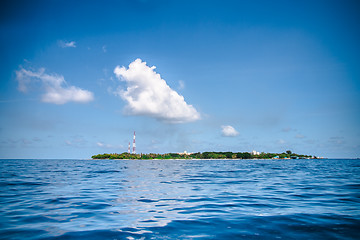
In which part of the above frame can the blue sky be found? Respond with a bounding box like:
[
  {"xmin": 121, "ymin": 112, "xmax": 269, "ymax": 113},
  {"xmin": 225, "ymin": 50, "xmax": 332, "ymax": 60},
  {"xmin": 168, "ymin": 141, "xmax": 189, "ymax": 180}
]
[{"xmin": 1, "ymin": 0, "xmax": 359, "ymax": 158}]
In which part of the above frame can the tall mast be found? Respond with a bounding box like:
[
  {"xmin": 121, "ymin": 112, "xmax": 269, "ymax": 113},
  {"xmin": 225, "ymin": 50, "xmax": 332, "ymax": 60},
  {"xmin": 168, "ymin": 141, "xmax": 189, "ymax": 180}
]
[
  {"xmin": 128, "ymin": 142, "xmax": 131, "ymax": 154},
  {"xmin": 132, "ymin": 131, "xmax": 136, "ymax": 154}
]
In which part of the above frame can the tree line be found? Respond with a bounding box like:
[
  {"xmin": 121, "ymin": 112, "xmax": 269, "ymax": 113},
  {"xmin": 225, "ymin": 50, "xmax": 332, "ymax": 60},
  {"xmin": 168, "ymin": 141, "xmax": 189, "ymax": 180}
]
[{"xmin": 91, "ymin": 150, "xmax": 316, "ymax": 160}]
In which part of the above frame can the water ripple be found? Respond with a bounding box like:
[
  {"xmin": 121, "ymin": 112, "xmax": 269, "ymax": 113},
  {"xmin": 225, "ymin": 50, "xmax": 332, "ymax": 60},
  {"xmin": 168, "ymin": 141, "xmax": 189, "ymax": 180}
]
[{"xmin": 0, "ymin": 159, "xmax": 359, "ymax": 239}]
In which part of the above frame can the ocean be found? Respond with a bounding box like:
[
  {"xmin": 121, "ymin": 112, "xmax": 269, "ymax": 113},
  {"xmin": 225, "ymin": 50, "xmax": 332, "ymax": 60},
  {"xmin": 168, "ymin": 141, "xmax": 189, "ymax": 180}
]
[{"xmin": 0, "ymin": 159, "xmax": 359, "ymax": 239}]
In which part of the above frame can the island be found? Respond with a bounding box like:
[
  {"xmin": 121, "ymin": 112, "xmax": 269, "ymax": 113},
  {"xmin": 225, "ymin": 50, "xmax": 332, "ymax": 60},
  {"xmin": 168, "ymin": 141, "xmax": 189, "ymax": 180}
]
[{"xmin": 92, "ymin": 150, "xmax": 318, "ymax": 160}]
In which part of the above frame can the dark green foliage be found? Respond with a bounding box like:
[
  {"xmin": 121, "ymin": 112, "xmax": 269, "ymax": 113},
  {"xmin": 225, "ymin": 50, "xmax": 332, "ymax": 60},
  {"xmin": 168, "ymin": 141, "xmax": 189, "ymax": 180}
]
[{"xmin": 235, "ymin": 152, "xmax": 252, "ymax": 159}]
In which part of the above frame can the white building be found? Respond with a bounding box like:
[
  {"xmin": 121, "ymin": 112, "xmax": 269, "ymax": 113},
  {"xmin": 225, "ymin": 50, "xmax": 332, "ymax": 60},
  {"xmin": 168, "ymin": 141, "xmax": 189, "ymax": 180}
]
[
  {"xmin": 179, "ymin": 151, "xmax": 192, "ymax": 156},
  {"xmin": 252, "ymin": 150, "xmax": 260, "ymax": 155}
]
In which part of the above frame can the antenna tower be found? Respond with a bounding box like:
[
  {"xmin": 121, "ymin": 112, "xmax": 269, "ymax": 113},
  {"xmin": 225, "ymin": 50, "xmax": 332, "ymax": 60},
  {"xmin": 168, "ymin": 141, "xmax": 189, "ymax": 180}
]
[
  {"xmin": 132, "ymin": 131, "xmax": 136, "ymax": 154},
  {"xmin": 128, "ymin": 142, "xmax": 131, "ymax": 154}
]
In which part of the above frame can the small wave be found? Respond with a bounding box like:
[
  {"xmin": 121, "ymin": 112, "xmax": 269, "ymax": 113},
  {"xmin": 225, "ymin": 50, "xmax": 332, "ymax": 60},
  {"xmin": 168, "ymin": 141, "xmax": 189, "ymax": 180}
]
[
  {"xmin": 91, "ymin": 170, "xmax": 121, "ymax": 174},
  {"xmin": 82, "ymin": 202, "xmax": 113, "ymax": 210},
  {"xmin": 343, "ymin": 183, "xmax": 360, "ymax": 189},
  {"xmin": 138, "ymin": 199, "xmax": 158, "ymax": 203},
  {"xmin": 0, "ymin": 181, "xmax": 44, "ymax": 187}
]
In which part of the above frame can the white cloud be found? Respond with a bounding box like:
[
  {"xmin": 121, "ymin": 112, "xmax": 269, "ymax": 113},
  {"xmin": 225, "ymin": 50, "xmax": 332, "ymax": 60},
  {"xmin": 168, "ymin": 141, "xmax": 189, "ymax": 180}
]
[
  {"xmin": 59, "ymin": 40, "xmax": 76, "ymax": 48},
  {"xmin": 16, "ymin": 67, "xmax": 94, "ymax": 104},
  {"xmin": 221, "ymin": 125, "xmax": 239, "ymax": 137},
  {"xmin": 113, "ymin": 58, "xmax": 200, "ymax": 123}
]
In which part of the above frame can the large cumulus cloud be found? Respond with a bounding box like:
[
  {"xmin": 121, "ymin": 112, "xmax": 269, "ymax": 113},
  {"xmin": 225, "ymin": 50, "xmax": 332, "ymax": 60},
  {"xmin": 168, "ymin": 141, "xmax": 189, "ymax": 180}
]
[{"xmin": 114, "ymin": 59, "xmax": 200, "ymax": 123}]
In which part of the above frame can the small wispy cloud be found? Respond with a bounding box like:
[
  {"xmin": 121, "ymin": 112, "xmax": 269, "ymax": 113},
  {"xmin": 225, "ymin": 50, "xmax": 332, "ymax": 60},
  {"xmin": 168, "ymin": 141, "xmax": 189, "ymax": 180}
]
[
  {"xmin": 178, "ymin": 80, "xmax": 185, "ymax": 90},
  {"xmin": 96, "ymin": 142, "xmax": 123, "ymax": 149},
  {"xmin": 295, "ymin": 134, "xmax": 305, "ymax": 139},
  {"xmin": 58, "ymin": 40, "xmax": 76, "ymax": 48},
  {"xmin": 1, "ymin": 137, "xmax": 43, "ymax": 148},
  {"xmin": 282, "ymin": 127, "xmax": 294, "ymax": 132},
  {"xmin": 328, "ymin": 136, "xmax": 345, "ymax": 145},
  {"xmin": 221, "ymin": 125, "xmax": 239, "ymax": 137},
  {"xmin": 16, "ymin": 67, "xmax": 94, "ymax": 104},
  {"xmin": 113, "ymin": 58, "xmax": 200, "ymax": 123},
  {"xmin": 65, "ymin": 136, "xmax": 88, "ymax": 147},
  {"xmin": 102, "ymin": 45, "xmax": 107, "ymax": 53}
]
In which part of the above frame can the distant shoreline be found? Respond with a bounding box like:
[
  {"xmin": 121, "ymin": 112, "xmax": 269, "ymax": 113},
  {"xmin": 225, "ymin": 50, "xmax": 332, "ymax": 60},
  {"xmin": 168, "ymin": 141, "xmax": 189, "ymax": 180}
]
[
  {"xmin": 91, "ymin": 158, "xmax": 324, "ymax": 160},
  {"xmin": 91, "ymin": 151, "xmax": 319, "ymax": 160}
]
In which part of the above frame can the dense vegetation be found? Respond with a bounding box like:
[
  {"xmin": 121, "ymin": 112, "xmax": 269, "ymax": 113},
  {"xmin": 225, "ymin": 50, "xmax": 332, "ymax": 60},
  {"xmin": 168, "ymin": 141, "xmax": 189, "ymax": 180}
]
[{"xmin": 91, "ymin": 150, "xmax": 316, "ymax": 160}]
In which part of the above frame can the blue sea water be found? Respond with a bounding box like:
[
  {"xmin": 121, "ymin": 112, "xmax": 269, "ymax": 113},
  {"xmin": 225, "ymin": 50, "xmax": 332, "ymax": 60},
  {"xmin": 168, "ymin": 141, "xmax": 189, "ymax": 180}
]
[{"xmin": 0, "ymin": 159, "xmax": 359, "ymax": 240}]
